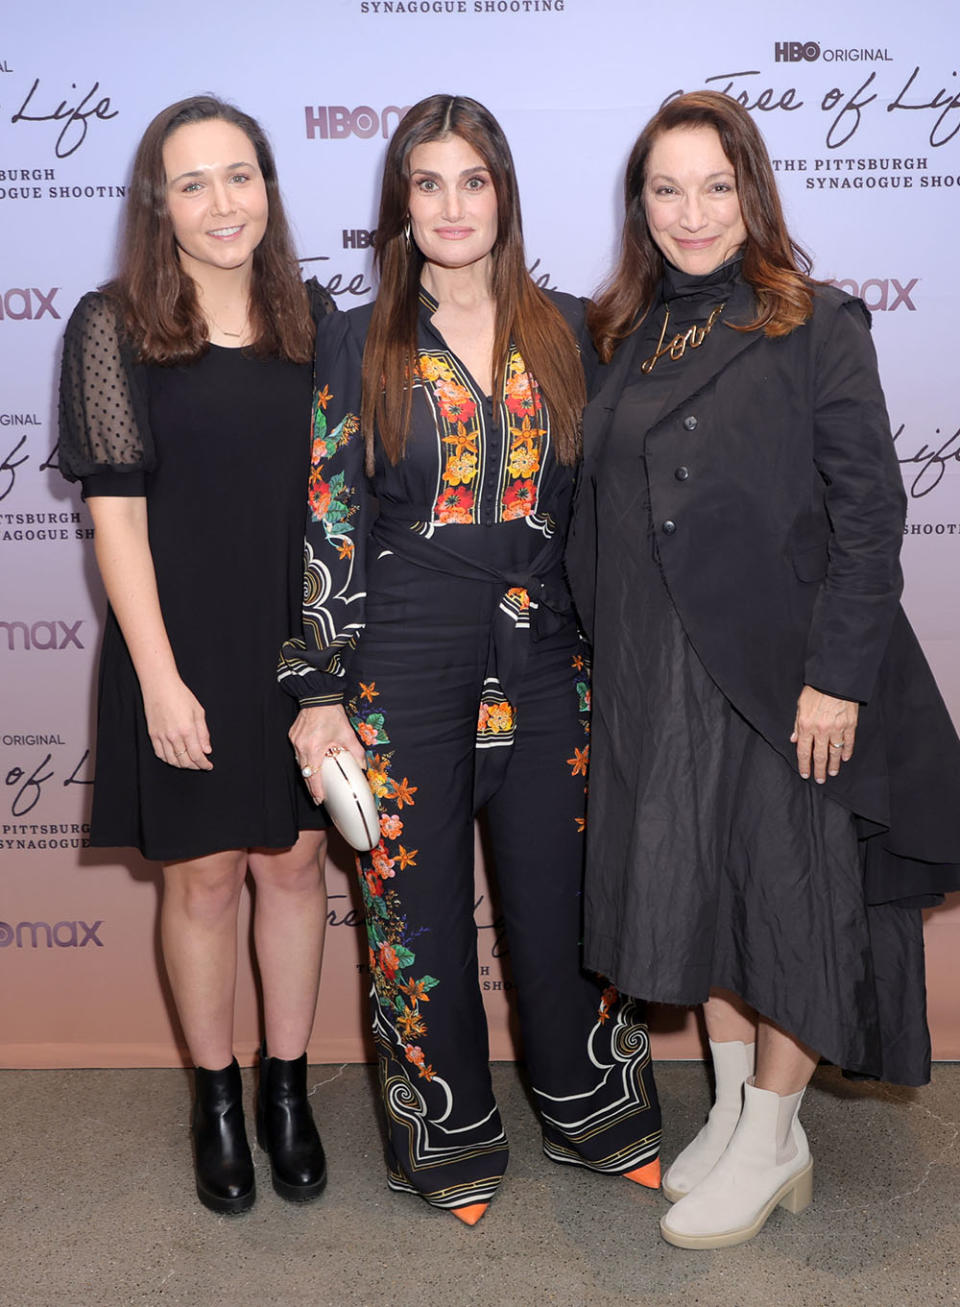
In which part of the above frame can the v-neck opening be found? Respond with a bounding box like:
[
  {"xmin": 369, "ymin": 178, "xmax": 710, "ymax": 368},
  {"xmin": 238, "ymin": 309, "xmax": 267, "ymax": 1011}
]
[{"xmin": 418, "ymin": 287, "xmax": 495, "ymax": 402}]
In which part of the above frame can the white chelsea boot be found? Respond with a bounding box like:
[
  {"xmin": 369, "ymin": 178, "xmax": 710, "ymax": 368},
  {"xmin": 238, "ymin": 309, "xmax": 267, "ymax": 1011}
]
[
  {"xmin": 660, "ymin": 1078, "xmax": 813, "ymax": 1249},
  {"xmin": 662, "ymin": 1038, "xmax": 756, "ymax": 1202}
]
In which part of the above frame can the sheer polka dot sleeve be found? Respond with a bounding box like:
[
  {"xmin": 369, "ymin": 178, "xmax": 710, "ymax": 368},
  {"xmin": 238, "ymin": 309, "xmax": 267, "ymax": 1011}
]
[{"xmin": 58, "ymin": 292, "xmax": 154, "ymax": 483}]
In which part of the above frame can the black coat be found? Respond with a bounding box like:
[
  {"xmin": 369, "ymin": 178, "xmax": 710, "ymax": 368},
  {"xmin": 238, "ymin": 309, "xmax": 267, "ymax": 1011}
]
[{"xmin": 567, "ymin": 280, "xmax": 960, "ymax": 907}]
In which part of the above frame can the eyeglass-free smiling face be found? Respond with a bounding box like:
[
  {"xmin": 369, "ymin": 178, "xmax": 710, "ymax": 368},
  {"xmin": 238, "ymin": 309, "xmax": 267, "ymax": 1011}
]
[
  {"xmin": 407, "ymin": 133, "xmax": 499, "ymax": 274},
  {"xmin": 163, "ymin": 118, "xmax": 269, "ymax": 277},
  {"xmin": 644, "ymin": 124, "xmax": 747, "ymax": 276}
]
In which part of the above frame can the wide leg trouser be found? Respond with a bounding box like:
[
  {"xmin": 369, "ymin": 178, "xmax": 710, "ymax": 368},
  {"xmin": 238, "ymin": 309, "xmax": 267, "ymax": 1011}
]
[{"xmin": 347, "ymin": 554, "xmax": 661, "ymax": 1211}]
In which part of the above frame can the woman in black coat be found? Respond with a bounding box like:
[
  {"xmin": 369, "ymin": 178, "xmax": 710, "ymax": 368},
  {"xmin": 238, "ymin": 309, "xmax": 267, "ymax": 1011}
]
[{"xmin": 567, "ymin": 90, "xmax": 960, "ymax": 1250}]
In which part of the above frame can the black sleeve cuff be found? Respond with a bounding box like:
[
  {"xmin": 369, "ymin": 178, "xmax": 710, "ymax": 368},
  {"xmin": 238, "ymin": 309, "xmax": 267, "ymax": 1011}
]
[{"xmin": 81, "ymin": 468, "xmax": 147, "ymax": 499}]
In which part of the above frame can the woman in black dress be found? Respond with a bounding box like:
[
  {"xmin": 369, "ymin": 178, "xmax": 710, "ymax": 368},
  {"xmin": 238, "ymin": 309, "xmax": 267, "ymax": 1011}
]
[
  {"xmin": 279, "ymin": 94, "xmax": 662, "ymax": 1224},
  {"xmin": 567, "ymin": 91, "xmax": 960, "ymax": 1249},
  {"xmin": 58, "ymin": 97, "xmax": 331, "ymax": 1215}
]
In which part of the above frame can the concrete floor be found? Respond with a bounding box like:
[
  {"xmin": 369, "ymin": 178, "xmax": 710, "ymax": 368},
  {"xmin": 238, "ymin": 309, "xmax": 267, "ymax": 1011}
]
[{"xmin": 0, "ymin": 1062, "xmax": 957, "ymax": 1307}]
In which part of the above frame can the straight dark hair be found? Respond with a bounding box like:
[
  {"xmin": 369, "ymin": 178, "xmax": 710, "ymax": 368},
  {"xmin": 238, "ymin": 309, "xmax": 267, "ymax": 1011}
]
[
  {"xmin": 590, "ymin": 91, "xmax": 814, "ymax": 362},
  {"xmin": 107, "ymin": 95, "xmax": 313, "ymax": 364},
  {"xmin": 361, "ymin": 93, "xmax": 585, "ymax": 470}
]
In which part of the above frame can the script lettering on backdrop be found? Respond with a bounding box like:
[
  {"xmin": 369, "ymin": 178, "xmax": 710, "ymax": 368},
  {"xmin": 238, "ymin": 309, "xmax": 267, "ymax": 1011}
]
[
  {"xmin": 0, "ymin": 436, "xmax": 29, "ymax": 502},
  {"xmin": 299, "ymin": 255, "xmax": 557, "ymax": 299},
  {"xmin": 319, "ymin": 890, "xmax": 509, "ymax": 957},
  {"xmin": 4, "ymin": 749, "xmax": 92, "ymax": 819},
  {"xmin": 10, "ymin": 78, "xmax": 118, "ymax": 158},
  {"xmin": 894, "ymin": 425, "xmax": 960, "ymax": 498},
  {"xmin": 663, "ymin": 64, "xmax": 960, "ymax": 147},
  {"xmin": 0, "ymin": 433, "xmax": 62, "ymax": 504}
]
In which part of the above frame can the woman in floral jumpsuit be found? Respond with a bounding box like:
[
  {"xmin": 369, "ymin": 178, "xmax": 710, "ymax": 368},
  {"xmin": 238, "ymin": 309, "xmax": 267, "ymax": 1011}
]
[{"xmin": 280, "ymin": 94, "xmax": 661, "ymax": 1224}]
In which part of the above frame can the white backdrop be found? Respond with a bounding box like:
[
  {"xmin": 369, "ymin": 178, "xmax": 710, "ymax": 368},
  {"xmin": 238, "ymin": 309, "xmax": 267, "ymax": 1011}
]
[{"xmin": 2, "ymin": 0, "xmax": 959, "ymax": 1067}]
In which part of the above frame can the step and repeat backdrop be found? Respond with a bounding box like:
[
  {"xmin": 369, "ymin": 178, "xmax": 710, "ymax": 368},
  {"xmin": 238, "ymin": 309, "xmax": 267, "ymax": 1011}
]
[{"xmin": 2, "ymin": 0, "xmax": 959, "ymax": 1066}]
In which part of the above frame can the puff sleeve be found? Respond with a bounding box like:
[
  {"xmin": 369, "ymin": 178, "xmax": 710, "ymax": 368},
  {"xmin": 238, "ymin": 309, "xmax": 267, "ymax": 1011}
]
[{"xmin": 57, "ymin": 292, "xmax": 154, "ymax": 494}]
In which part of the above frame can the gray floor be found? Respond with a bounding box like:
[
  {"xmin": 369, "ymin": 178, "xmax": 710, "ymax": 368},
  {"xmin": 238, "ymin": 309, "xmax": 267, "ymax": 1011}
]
[{"xmin": 0, "ymin": 1062, "xmax": 957, "ymax": 1307}]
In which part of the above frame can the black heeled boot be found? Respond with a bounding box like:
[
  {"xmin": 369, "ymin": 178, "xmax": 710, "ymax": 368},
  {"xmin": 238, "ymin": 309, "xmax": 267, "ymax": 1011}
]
[
  {"xmin": 192, "ymin": 1058, "xmax": 255, "ymax": 1214},
  {"xmin": 256, "ymin": 1044, "xmax": 327, "ymax": 1202}
]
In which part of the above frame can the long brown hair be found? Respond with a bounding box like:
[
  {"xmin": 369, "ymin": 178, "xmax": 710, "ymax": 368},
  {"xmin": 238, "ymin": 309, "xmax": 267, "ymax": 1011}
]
[
  {"xmin": 107, "ymin": 95, "xmax": 313, "ymax": 364},
  {"xmin": 590, "ymin": 91, "xmax": 813, "ymax": 362},
  {"xmin": 361, "ymin": 94, "xmax": 584, "ymax": 469}
]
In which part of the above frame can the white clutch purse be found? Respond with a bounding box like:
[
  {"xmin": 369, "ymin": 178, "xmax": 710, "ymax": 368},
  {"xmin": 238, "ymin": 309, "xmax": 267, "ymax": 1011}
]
[{"xmin": 319, "ymin": 749, "xmax": 379, "ymax": 852}]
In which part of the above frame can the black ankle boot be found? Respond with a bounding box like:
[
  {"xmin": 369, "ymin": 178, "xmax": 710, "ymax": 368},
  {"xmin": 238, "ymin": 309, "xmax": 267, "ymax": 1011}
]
[
  {"xmin": 192, "ymin": 1058, "xmax": 255, "ymax": 1214},
  {"xmin": 256, "ymin": 1045, "xmax": 327, "ymax": 1202}
]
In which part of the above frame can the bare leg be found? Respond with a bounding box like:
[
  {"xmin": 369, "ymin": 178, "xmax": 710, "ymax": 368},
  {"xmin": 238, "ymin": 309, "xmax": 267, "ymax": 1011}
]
[
  {"xmin": 705, "ymin": 988, "xmax": 817, "ymax": 1093},
  {"xmin": 161, "ymin": 850, "xmax": 248, "ymax": 1069},
  {"xmin": 703, "ymin": 987, "xmax": 758, "ymax": 1045},
  {"xmin": 248, "ymin": 830, "xmax": 328, "ymax": 1060},
  {"xmin": 755, "ymin": 1016, "xmax": 818, "ymax": 1095}
]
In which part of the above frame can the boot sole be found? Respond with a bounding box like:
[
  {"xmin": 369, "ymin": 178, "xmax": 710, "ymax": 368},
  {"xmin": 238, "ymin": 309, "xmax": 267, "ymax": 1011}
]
[
  {"xmin": 660, "ymin": 1159, "xmax": 813, "ymax": 1249},
  {"xmin": 661, "ymin": 1180, "xmax": 685, "ymax": 1203},
  {"xmin": 196, "ymin": 1180, "xmax": 256, "ymax": 1215},
  {"xmin": 271, "ymin": 1167, "xmax": 328, "ymax": 1203},
  {"xmin": 256, "ymin": 1127, "xmax": 328, "ymax": 1203}
]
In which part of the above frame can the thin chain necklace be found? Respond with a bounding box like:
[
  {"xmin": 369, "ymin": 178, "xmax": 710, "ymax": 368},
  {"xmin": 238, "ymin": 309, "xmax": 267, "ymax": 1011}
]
[
  {"xmin": 640, "ymin": 301, "xmax": 725, "ymax": 375},
  {"xmin": 206, "ymin": 304, "xmax": 249, "ymax": 340}
]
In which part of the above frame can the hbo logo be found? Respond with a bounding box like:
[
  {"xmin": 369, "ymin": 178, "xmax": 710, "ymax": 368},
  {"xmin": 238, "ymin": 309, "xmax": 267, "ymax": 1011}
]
[
  {"xmin": 774, "ymin": 41, "xmax": 821, "ymax": 61},
  {"xmin": 305, "ymin": 105, "xmax": 411, "ymax": 141}
]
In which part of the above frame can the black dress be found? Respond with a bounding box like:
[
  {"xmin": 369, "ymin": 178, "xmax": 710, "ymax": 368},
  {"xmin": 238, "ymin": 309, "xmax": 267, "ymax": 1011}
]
[
  {"xmin": 582, "ymin": 259, "xmax": 930, "ymax": 1085},
  {"xmin": 58, "ymin": 292, "xmax": 329, "ymax": 862}
]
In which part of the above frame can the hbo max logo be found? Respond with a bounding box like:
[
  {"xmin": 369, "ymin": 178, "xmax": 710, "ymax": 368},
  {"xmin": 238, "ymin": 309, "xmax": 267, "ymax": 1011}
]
[
  {"xmin": 0, "ymin": 919, "xmax": 104, "ymax": 948},
  {"xmin": 0, "ymin": 287, "xmax": 61, "ymax": 321},
  {"xmin": 774, "ymin": 41, "xmax": 821, "ymax": 61},
  {"xmin": 0, "ymin": 620, "xmax": 84, "ymax": 650},
  {"xmin": 305, "ymin": 104, "xmax": 411, "ymax": 140}
]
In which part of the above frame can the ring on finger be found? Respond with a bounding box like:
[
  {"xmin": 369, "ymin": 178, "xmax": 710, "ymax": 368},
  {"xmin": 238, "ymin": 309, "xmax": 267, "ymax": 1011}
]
[
  {"xmin": 175, "ymin": 747, "xmax": 189, "ymax": 756},
  {"xmin": 829, "ymin": 740, "xmax": 844, "ymax": 749}
]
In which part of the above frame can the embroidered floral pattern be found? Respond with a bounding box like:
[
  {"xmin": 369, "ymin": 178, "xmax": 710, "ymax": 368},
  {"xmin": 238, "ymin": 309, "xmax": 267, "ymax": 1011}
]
[
  {"xmin": 349, "ymin": 691, "xmax": 439, "ymax": 1083},
  {"xmin": 570, "ymin": 649, "xmax": 592, "ymax": 828},
  {"xmin": 502, "ymin": 477, "xmax": 538, "ymax": 520},
  {"xmin": 502, "ymin": 353, "xmax": 547, "ymax": 518},
  {"xmin": 414, "ymin": 341, "xmax": 549, "ymax": 525},
  {"xmin": 415, "ymin": 353, "xmax": 480, "ymax": 523},
  {"xmin": 598, "ymin": 984, "xmax": 619, "ymax": 1024},
  {"xmin": 476, "ymin": 679, "xmax": 518, "ymax": 749},
  {"xmin": 435, "ymin": 485, "xmax": 474, "ymax": 524},
  {"xmin": 477, "ymin": 701, "xmax": 515, "ymax": 735},
  {"xmin": 308, "ymin": 384, "xmax": 360, "ymax": 542}
]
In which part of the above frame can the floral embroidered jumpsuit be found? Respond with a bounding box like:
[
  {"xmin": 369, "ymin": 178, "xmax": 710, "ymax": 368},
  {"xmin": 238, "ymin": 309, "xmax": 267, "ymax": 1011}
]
[{"xmin": 280, "ymin": 288, "xmax": 661, "ymax": 1212}]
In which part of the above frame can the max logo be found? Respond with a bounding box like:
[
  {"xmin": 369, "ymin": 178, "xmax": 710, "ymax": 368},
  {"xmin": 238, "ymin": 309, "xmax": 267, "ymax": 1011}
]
[
  {"xmin": 826, "ymin": 278, "xmax": 918, "ymax": 311},
  {"xmin": 0, "ymin": 288, "xmax": 60, "ymax": 320},
  {"xmin": 0, "ymin": 621, "xmax": 84, "ymax": 650},
  {"xmin": 0, "ymin": 920, "xmax": 104, "ymax": 948}
]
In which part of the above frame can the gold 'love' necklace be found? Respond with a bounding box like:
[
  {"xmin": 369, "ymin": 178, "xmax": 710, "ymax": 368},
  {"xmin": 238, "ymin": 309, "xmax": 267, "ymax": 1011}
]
[{"xmin": 640, "ymin": 301, "xmax": 726, "ymax": 375}]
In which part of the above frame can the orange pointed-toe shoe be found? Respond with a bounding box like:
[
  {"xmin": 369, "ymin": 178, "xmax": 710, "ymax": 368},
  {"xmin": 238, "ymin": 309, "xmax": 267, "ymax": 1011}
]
[
  {"xmin": 624, "ymin": 1158, "xmax": 661, "ymax": 1190},
  {"xmin": 451, "ymin": 1202, "xmax": 489, "ymax": 1226}
]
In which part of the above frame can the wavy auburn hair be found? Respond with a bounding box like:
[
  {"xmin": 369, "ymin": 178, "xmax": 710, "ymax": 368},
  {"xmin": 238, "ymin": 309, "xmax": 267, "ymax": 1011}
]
[
  {"xmin": 106, "ymin": 95, "xmax": 312, "ymax": 364},
  {"xmin": 361, "ymin": 93, "xmax": 584, "ymax": 470},
  {"xmin": 590, "ymin": 91, "xmax": 814, "ymax": 362}
]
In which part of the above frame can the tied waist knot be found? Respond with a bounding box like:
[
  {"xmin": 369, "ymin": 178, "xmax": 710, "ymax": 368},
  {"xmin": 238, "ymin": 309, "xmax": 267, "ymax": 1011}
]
[
  {"xmin": 371, "ymin": 513, "xmax": 572, "ymax": 642},
  {"xmin": 369, "ymin": 510, "xmax": 580, "ymax": 807}
]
